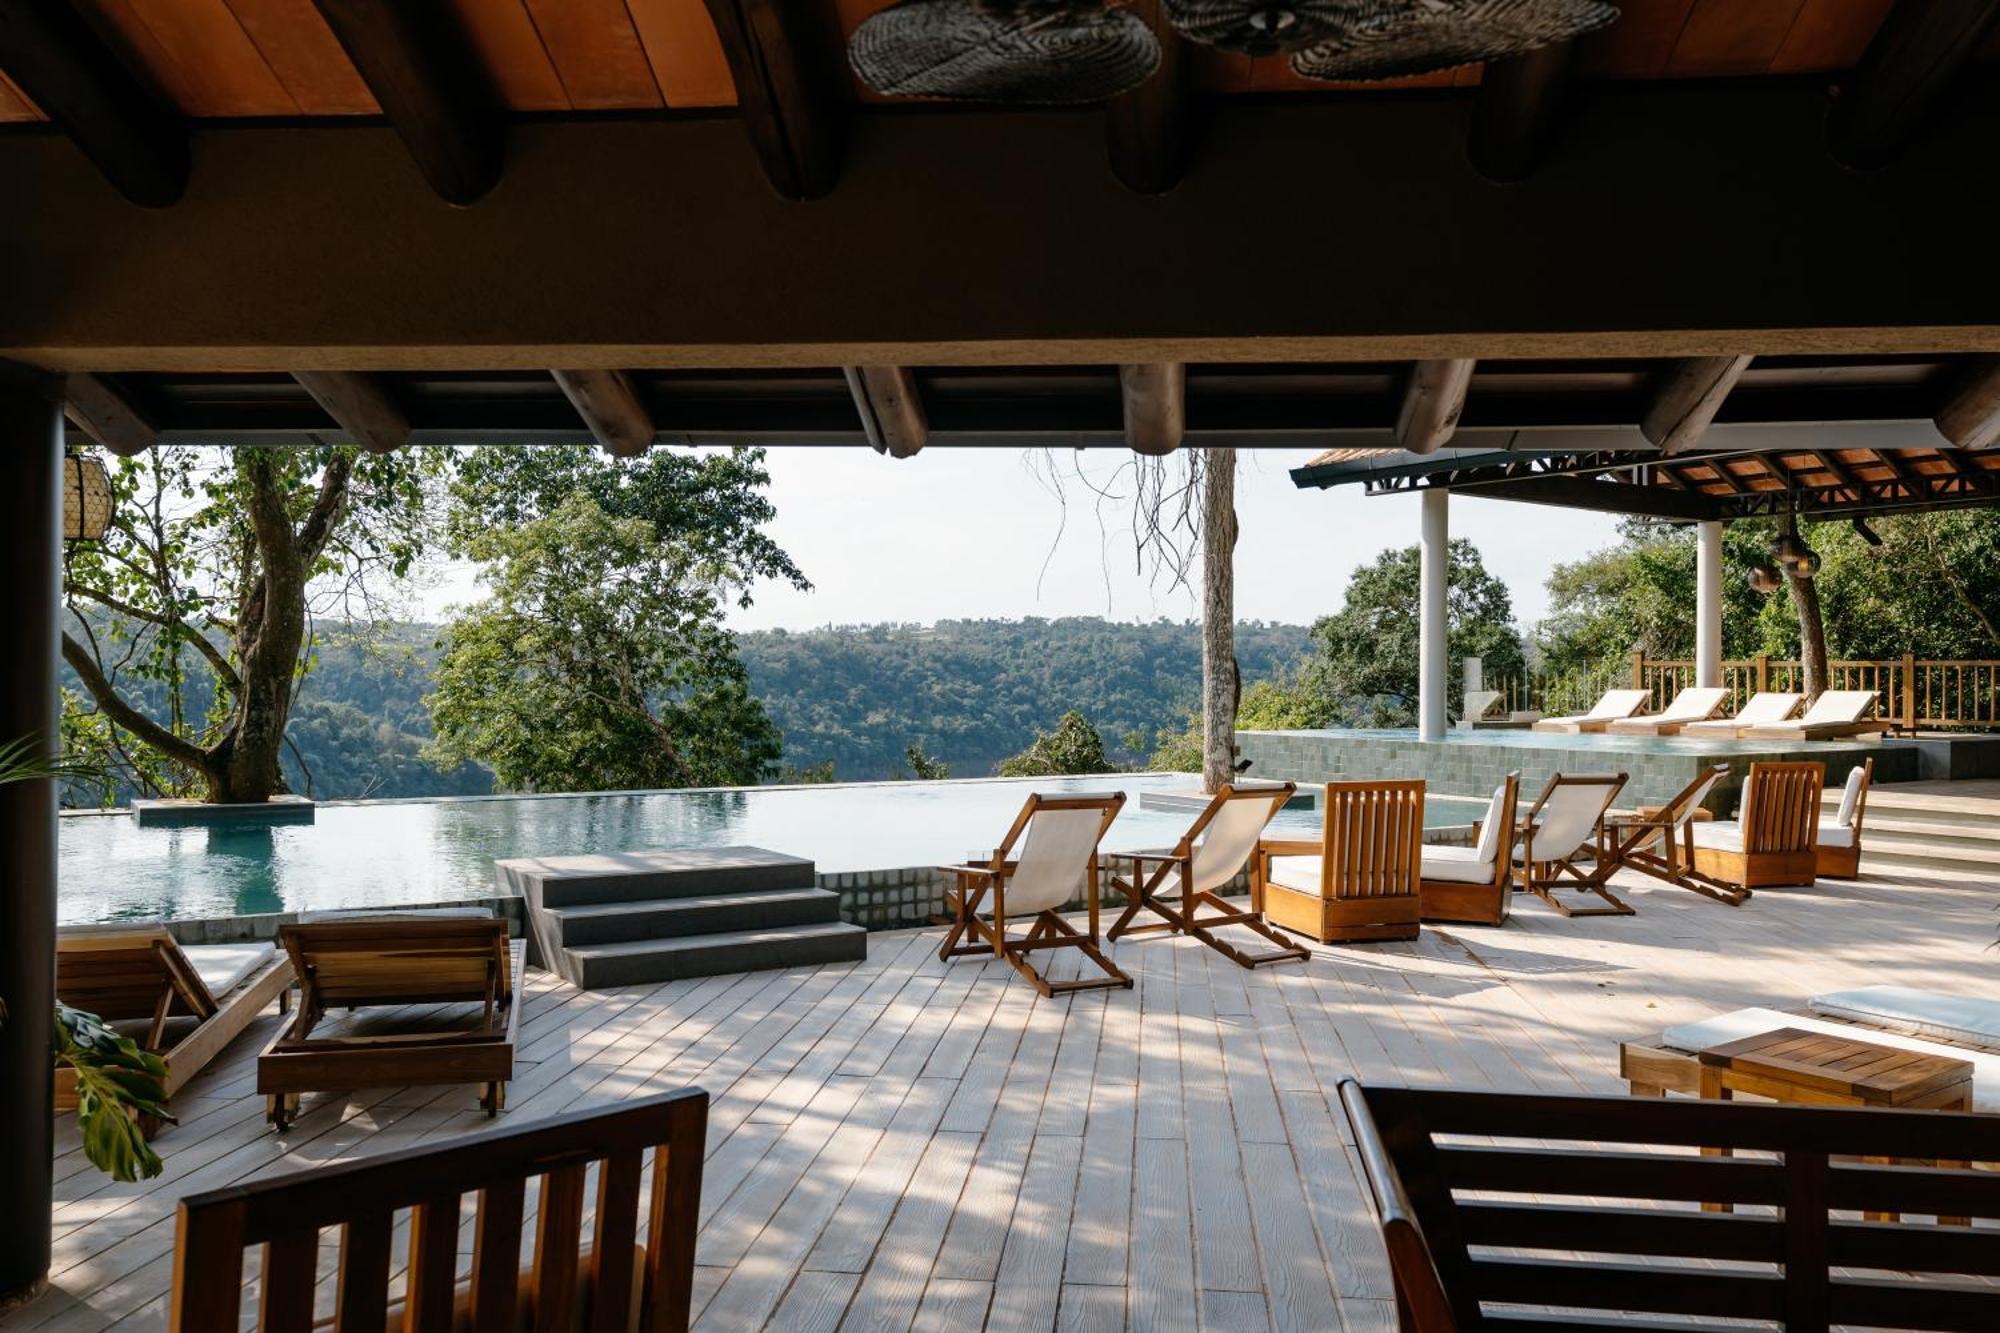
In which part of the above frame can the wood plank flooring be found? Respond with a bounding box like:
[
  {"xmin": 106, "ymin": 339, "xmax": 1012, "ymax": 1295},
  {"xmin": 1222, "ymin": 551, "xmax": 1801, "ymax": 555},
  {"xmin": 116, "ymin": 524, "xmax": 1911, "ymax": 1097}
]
[{"xmin": 13, "ymin": 860, "xmax": 1998, "ymax": 1332}]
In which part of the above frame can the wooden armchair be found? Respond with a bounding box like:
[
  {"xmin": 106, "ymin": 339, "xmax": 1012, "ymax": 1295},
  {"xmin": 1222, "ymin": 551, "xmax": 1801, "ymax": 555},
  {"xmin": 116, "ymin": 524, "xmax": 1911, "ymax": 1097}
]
[
  {"xmin": 1417, "ymin": 773, "xmax": 1518, "ymax": 927},
  {"xmin": 169, "ymin": 1089, "xmax": 708, "ymax": 1332},
  {"xmin": 1817, "ymin": 757, "xmax": 1873, "ymax": 879},
  {"xmin": 1254, "ymin": 779, "xmax": 1424, "ymax": 943},
  {"xmin": 1689, "ymin": 760, "xmax": 1826, "ymax": 895}
]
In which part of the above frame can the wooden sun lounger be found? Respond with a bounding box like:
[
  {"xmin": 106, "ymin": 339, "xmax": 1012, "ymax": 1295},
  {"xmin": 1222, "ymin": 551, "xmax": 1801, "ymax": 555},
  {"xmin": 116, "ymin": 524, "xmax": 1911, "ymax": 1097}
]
[
  {"xmin": 1678, "ymin": 689, "xmax": 1805, "ymax": 738},
  {"xmin": 257, "ymin": 914, "xmax": 522, "ymax": 1130},
  {"xmin": 56, "ymin": 926, "xmax": 294, "ymax": 1113},
  {"xmin": 1741, "ymin": 688, "xmax": 1887, "ymax": 741},
  {"xmin": 1603, "ymin": 685, "xmax": 1731, "ymax": 735},
  {"xmin": 1530, "ymin": 688, "xmax": 1652, "ymax": 734}
]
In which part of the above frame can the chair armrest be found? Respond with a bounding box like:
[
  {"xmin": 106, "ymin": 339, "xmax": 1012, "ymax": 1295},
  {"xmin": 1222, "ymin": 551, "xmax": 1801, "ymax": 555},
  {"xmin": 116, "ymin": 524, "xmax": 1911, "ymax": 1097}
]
[
  {"xmin": 1258, "ymin": 839, "xmax": 1321, "ymax": 857},
  {"xmin": 937, "ymin": 864, "xmax": 1000, "ymax": 878}
]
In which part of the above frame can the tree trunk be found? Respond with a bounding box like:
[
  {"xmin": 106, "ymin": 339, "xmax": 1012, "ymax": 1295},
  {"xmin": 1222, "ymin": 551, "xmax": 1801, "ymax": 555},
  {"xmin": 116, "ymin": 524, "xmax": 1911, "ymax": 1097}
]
[
  {"xmin": 1201, "ymin": 448, "xmax": 1238, "ymax": 794},
  {"xmin": 1787, "ymin": 568, "xmax": 1830, "ymax": 699},
  {"xmin": 220, "ymin": 452, "xmax": 313, "ymax": 803}
]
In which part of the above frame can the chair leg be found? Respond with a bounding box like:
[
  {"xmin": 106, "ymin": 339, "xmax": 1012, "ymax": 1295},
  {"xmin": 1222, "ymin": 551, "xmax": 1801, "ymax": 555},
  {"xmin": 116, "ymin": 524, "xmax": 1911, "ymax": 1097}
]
[
  {"xmin": 1004, "ymin": 911, "xmax": 1133, "ymax": 995},
  {"xmin": 1184, "ymin": 891, "xmax": 1309, "ymax": 968},
  {"xmin": 1106, "ymin": 861, "xmax": 1186, "ymax": 943}
]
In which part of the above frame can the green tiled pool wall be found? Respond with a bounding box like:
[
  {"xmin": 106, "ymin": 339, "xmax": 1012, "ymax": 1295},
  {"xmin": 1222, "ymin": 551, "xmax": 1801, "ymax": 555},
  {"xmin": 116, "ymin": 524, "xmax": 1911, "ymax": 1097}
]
[{"xmin": 1236, "ymin": 730, "xmax": 1910, "ymax": 812}]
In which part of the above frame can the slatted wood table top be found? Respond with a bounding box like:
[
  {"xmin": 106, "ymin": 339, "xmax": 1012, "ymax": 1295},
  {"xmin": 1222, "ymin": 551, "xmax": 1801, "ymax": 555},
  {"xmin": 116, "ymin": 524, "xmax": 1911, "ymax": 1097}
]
[{"xmin": 1697, "ymin": 1026, "xmax": 1974, "ymax": 1107}]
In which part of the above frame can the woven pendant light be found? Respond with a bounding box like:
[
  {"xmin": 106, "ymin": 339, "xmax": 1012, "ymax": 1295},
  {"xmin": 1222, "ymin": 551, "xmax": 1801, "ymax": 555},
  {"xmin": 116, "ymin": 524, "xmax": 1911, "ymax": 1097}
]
[
  {"xmin": 1162, "ymin": 0, "xmax": 1374, "ymax": 57},
  {"xmin": 850, "ymin": 0, "xmax": 1162, "ymax": 104},
  {"xmin": 1291, "ymin": 0, "xmax": 1619, "ymax": 82},
  {"xmin": 63, "ymin": 453, "xmax": 114, "ymax": 542}
]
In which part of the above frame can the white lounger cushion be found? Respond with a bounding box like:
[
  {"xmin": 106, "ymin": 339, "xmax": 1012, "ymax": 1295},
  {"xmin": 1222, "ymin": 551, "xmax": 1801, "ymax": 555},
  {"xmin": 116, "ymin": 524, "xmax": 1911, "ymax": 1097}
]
[
  {"xmin": 1816, "ymin": 824, "xmax": 1854, "ymax": 848},
  {"xmin": 1266, "ymin": 856, "xmax": 1323, "ymax": 894},
  {"xmin": 1808, "ymin": 986, "xmax": 2000, "ymax": 1052},
  {"xmin": 182, "ymin": 941, "xmax": 277, "ymax": 997},
  {"xmin": 1835, "ymin": 765, "xmax": 1866, "ymax": 827},
  {"xmin": 1418, "ymin": 845, "xmax": 1496, "ymax": 884},
  {"xmin": 1662, "ymin": 1005, "xmax": 2000, "ymax": 1113}
]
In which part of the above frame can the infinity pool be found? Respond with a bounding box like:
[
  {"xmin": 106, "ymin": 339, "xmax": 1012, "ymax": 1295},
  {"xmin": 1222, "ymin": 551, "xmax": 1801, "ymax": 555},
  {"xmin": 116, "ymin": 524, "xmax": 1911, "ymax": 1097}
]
[{"xmin": 58, "ymin": 775, "xmax": 1479, "ymax": 925}]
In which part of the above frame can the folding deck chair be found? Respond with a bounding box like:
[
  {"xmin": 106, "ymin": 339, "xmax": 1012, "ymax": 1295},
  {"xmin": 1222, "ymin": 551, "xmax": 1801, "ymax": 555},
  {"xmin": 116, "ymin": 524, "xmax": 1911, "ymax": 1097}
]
[
  {"xmin": 939, "ymin": 790, "xmax": 1130, "ymax": 996},
  {"xmin": 1511, "ymin": 771, "xmax": 1631, "ymax": 917},
  {"xmin": 1679, "ymin": 690, "xmax": 1804, "ymax": 738},
  {"xmin": 1687, "ymin": 760, "xmax": 1826, "ymax": 897},
  {"xmin": 1600, "ymin": 763, "xmax": 1741, "ymax": 906},
  {"xmin": 1604, "ymin": 685, "xmax": 1731, "ymax": 735},
  {"xmin": 1257, "ymin": 779, "xmax": 1426, "ymax": 943},
  {"xmin": 1105, "ymin": 781, "xmax": 1308, "ymax": 968},
  {"xmin": 1531, "ymin": 688, "xmax": 1652, "ymax": 733}
]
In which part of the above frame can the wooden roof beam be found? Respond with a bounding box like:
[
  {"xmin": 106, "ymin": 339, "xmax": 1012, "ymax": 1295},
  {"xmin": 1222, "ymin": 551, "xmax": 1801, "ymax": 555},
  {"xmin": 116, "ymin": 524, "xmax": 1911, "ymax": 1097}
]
[
  {"xmin": 1395, "ymin": 360, "xmax": 1476, "ymax": 455},
  {"xmin": 1640, "ymin": 355, "xmax": 1753, "ymax": 455},
  {"xmin": 1830, "ymin": 0, "xmax": 2000, "ymax": 169},
  {"xmin": 1120, "ymin": 363, "xmax": 1185, "ymax": 456},
  {"xmin": 703, "ymin": 0, "xmax": 844, "ymax": 200},
  {"xmin": 551, "ymin": 370, "xmax": 653, "ymax": 458},
  {"xmin": 1935, "ymin": 356, "xmax": 2000, "ymax": 449},
  {"xmin": 845, "ymin": 367, "xmax": 927, "ymax": 459},
  {"xmin": 0, "ymin": 2, "xmax": 186, "ymax": 207},
  {"xmin": 310, "ymin": 0, "xmax": 501, "ymax": 205},
  {"xmin": 291, "ymin": 372, "xmax": 410, "ymax": 454},
  {"xmin": 1467, "ymin": 40, "xmax": 1574, "ymax": 183},
  {"xmin": 1465, "ymin": 476, "xmax": 1722, "ymax": 522},
  {"xmin": 1106, "ymin": 6, "xmax": 1186, "ymax": 194},
  {"xmin": 64, "ymin": 374, "xmax": 156, "ymax": 456}
]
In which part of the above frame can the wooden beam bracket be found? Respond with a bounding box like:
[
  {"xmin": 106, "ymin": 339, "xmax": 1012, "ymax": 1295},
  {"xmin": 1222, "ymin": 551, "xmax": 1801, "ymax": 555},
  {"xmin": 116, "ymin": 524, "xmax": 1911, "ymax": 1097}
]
[
  {"xmin": 1467, "ymin": 40, "xmax": 1574, "ymax": 183},
  {"xmin": 702, "ymin": 0, "xmax": 845, "ymax": 200},
  {"xmin": 64, "ymin": 374, "xmax": 157, "ymax": 457},
  {"xmin": 1935, "ymin": 355, "xmax": 2000, "ymax": 449},
  {"xmin": 1829, "ymin": 0, "xmax": 2000, "ymax": 169},
  {"xmin": 1120, "ymin": 363, "xmax": 1185, "ymax": 456},
  {"xmin": 1396, "ymin": 360, "xmax": 1476, "ymax": 455},
  {"xmin": 291, "ymin": 372, "xmax": 411, "ymax": 455},
  {"xmin": 1105, "ymin": 7, "xmax": 1186, "ymax": 194},
  {"xmin": 1641, "ymin": 355, "xmax": 1754, "ymax": 455},
  {"xmin": 845, "ymin": 367, "xmax": 928, "ymax": 459},
  {"xmin": 551, "ymin": 370, "xmax": 654, "ymax": 457}
]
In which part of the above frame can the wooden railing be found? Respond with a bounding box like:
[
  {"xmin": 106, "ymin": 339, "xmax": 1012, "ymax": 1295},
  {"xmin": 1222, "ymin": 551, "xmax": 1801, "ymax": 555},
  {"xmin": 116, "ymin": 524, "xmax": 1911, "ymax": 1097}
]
[{"xmin": 1496, "ymin": 654, "xmax": 2000, "ymax": 731}]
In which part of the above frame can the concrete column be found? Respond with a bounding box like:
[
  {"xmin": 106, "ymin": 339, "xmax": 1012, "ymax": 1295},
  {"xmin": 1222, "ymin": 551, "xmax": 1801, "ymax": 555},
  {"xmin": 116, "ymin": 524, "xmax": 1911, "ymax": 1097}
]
[
  {"xmin": 1696, "ymin": 519, "xmax": 1724, "ymax": 689},
  {"xmin": 0, "ymin": 366, "xmax": 62, "ymax": 1304},
  {"xmin": 1419, "ymin": 488, "xmax": 1449, "ymax": 742}
]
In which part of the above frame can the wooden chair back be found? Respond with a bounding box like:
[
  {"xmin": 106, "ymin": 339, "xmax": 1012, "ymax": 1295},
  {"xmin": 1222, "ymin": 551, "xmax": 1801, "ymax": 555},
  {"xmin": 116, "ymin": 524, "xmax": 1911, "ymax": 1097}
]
[
  {"xmin": 1740, "ymin": 761, "xmax": 1825, "ymax": 855},
  {"xmin": 982, "ymin": 792, "xmax": 1125, "ymax": 916},
  {"xmin": 1317, "ymin": 780, "xmax": 1425, "ymax": 901},
  {"xmin": 280, "ymin": 916, "xmax": 513, "ymax": 1012},
  {"xmin": 1182, "ymin": 782, "xmax": 1296, "ymax": 895},
  {"xmin": 1799, "ymin": 688, "xmax": 1878, "ymax": 725},
  {"xmin": 57, "ymin": 926, "xmax": 218, "ymax": 1039},
  {"xmin": 1520, "ymin": 772, "xmax": 1627, "ymax": 864},
  {"xmin": 1834, "ymin": 757, "xmax": 1874, "ymax": 833},
  {"xmin": 170, "ymin": 1089, "xmax": 709, "ymax": 1333},
  {"xmin": 1339, "ymin": 1079, "xmax": 2000, "ymax": 1332}
]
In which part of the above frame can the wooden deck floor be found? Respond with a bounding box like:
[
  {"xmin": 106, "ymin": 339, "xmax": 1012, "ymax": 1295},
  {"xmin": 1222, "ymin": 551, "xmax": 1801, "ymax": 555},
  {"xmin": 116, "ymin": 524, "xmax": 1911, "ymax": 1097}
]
[{"xmin": 15, "ymin": 860, "xmax": 1999, "ymax": 1333}]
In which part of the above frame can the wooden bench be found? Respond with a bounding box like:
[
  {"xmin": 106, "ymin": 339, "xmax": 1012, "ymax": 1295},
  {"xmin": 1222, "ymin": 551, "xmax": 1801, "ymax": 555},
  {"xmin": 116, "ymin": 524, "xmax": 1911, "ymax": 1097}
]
[
  {"xmin": 170, "ymin": 1088, "xmax": 708, "ymax": 1332},
  {"xmin": 1339, "ymin": 1079, "xmax": 2000, "ymax": 1331}
]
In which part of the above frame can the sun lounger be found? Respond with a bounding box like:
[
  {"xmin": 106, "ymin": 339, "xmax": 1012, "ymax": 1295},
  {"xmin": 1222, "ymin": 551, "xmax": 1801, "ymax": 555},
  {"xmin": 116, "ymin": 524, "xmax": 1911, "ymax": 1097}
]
[
  {"xmin": 1740, "ymin": 688, "xmax": 1886, "ymax": 741},
  {"xmin": 1106, "ymin": 782, "xmax": 1308, "ymax": 969},
  {"xmin": 1256, "ymin": 779, "xmax": 1425, "ymax": 943},
  {"xmin": 1416, "ymin": 772, "xmax": 1518, "ymax": 926},
  {"xmin": 1678, "ymin": 689, "xmax": 1805, "ymax": 737},
  {"xmin": 257, "ymin": 908, "xmax": 522, "ymax": 1130},
  {"xmin": 1511, "ymin": 771, "xmax": 1630, "ymax": 917},
  {"xmin": 1530, "ymin": 688, "xmax": 1652, "ymax": 733},
  {"xmin": 56, "ymin": 924, "xmax": 293, "ymax": 1113},
  {"xmin": 1818, "ymin": 758, "xmax": 1872, "ymax": 878},
  {"xmin": 939, "ymin": 790, "xmax": 1129, "ymax": 995},
  {"xmin": 1687, "ymin": 760, "xmax": 1824, "ymax": 895},
  {"xmin": 1603, "ymin": 685, "xmax": 1731, "ymax": 735}
]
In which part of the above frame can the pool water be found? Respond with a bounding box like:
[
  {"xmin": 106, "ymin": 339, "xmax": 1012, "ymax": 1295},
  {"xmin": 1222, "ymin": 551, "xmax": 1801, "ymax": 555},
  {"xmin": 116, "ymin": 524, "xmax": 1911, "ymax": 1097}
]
[
  {"xmin": 1267, "ymin": 727, "xmax": 1812, "ymax": 755},
  {"xmin": 58, "ymin": 775, "xmax": 1480, "ymax": 925}
]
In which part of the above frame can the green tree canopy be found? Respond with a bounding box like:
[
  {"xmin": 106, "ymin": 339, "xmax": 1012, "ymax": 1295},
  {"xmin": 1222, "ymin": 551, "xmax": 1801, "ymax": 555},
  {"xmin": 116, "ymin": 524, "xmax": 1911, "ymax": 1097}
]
[
  {"xmin": 999, "ymin": 711, "xmax": 1116, "ymax": 777},
  {"xmin": 426, "ymin": 496, "xmax": 781, "ymax": 791}
]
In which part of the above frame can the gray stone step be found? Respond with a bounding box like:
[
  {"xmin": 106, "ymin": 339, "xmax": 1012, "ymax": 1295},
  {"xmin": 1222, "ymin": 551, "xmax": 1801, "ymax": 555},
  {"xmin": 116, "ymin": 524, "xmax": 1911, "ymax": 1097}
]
[
  {"xmin": 499, "ymin": 846, "xmax": 816, "ymax": 908},
  {"xmin": 546, "ymin": 888, "xmax": 841, "ymax": 946},
  {"xmin": 561, "ymin": 922, "xmax": 868, "ymax": 988}
]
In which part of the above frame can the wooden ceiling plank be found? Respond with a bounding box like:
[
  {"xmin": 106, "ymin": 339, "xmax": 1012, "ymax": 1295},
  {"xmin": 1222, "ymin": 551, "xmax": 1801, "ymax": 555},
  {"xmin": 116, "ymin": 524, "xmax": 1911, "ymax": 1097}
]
[
  {"xmin": 64, "ymin": 374, "xmax": 156, "ymax": 457},
  {"xmin": 1830, "ymin": 0, "xmax": 2000, "ymax": 168},
  {"xmin": 1120, "ymin": 363, "xmax": 1185, "ymax": 456},
  {"xmin": 1106, "ymin": 1, "xmax": 1185, "ymax": 195},
  {"xmin": 1771, "ymin": 0, "xmax": 1898, "ymax": 74},
  {"xmin": 1641, "ymin": 355, "xmax": 1754, "ymax": 454},
  {"xmin": 292, "ymin": 371, "xmax": 411, "ymax": 454},
  {"xmin": 0, "ymin": 2, "xmax": 187, "ymax": 206},
  {"xmin": 1468, "ymin": 40, "xmax": 1574, "ymax": 182},
  {"xmin": 519, "ymin": 0, "xmax": 662, "ymax": 108},
  {"xmin": 551, "ymin": 370, "xmax": 654, "ymax": 457},
  {"xmin": 445, "ymin": 0, "xmax": 569, "ymax": 110},
  {"xmin": 0, "ymin": 67, "xmax": 42, "ymax": 120},
  {"xmin": 224, "ymin": 0, "xmax": 378, "ymax": 115},
  {"xmin": 845, "ymin": 367, "xmax": 927, "ymax": 459},
  {"xmin": 702, "ymin": 0, "xmax": 844, "ymax": 200},
  {"xmin": 310, "ymin": 0, "xmax": 503, "ymax": 205},
  {"xmin": 1574, "ymin": 0, "xmax": 1699, "ymax": 78},
  {"xmin": 627, "ymin": 0, "xmax": 738, "ymax": 108},
  {"xmin": 1395, "ymin": 359, "xmax": 1476, "ymax": 455},
  {"xmin": 1935, "ymin": 356, "xmax": 2000, "ymax": 449},
  {"xmin": 77, "ymin": 0, "xmax": 298, "ymax": 117},
  {"xmin": 1668, "ymin": 0, "xmax": 1808, "ymax": 76}
]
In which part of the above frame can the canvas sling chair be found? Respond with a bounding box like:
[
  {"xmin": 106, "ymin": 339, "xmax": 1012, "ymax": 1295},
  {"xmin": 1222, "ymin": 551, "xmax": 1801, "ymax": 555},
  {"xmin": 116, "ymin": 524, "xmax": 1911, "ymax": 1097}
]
[
  {"xmin": 1599, "ymin": 763, "xmax": 1742, "ymax": 906},
  {"xmin": 938, "ymin": 790, "xmax": 1130, "ymax": 996},
  {"xmin": 1511, "ymin": 771, "xmax": 1631, "ymax": 917},
  {"xmin": 1104, "ymin": 781, "xmax": 1309, "ymax": 969}
]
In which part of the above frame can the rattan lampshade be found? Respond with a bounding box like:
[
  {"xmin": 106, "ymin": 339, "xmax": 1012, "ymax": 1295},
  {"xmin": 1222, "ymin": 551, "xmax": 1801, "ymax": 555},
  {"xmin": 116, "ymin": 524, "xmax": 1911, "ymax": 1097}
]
[
  {"xmin": 63, "ymin": 453, "xmax": 113, "ymax": 542},
  {"xmin": 1290, "ymin": 0, "xmax": 1619, "ymax": 82},
  {"xmin": 850, "ymin": 0, "xmax": 1162, "ymax": 103},
  {"xmin": 1162, "ymin": 0, "xmax": 1374, "ymax": 56}
]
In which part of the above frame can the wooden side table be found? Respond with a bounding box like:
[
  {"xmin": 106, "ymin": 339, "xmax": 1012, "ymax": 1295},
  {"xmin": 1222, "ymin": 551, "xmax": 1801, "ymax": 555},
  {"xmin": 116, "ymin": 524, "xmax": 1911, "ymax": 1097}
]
[{"xmin": 1696, "ymin": 1027, "xmax": 1974, "ymax": 1222}]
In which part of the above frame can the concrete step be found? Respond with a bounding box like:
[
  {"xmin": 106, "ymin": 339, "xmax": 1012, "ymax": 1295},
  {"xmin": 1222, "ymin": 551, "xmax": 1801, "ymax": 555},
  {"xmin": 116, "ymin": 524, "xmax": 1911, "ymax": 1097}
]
[
  {"xmin": 546, "ymin": 888, "xmax": 841, "ymax": 946},
  {"xmin": 561, "ymin": 922, "xmax": 868, "ymax": 988},
  {"xmin": 499, "ymin": 846, "xmax": 816, "ymax": 908},
  {"xmin": 1852, "ymin": 815, "xmax": 2000, "ymax": 846}
]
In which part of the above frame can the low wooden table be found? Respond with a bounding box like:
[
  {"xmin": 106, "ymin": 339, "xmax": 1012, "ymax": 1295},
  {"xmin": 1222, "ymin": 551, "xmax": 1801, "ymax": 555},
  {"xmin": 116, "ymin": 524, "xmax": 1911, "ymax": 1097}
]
[{"xmin": 1696, "ymin": 1027, "xmax": 1974, "ymax": 1222}]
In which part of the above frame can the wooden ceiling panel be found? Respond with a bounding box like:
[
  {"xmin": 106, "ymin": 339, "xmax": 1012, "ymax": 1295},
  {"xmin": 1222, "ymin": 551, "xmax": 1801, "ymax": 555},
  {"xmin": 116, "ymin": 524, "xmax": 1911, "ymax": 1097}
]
[
  {"xmin": 1770, "ymin": 0, "xmax": 1897, "ymax": 73},
  {"xmin": 1576, "ymin": 0, "xmax": 1698, "ymax": 77},
  {"xmin": 72, "ymin": 0, "xmax": 298, "ymax": 117},
  {"xmin": 1668, "ymin": 0, "xmax": 1807, "ymax": 76},
  {"xmin": 448, "ymin": 0, "xmax": 571, "ymax": 110},
  {"xmin": 516, "ymin": 0, "xmax": 663, "ymax": 108},
  {"xmin": 627, "ymin": 0, "xmax": 738, "ymax": 107},
  {"xmin": 1188, "ymin": 47, "xmax": 1253, "ymax": 93},
  {"xmin": 223, "ymin": 0, "xmax": 377, "ymax": 114},
  {"xmin": 0, "ymin": 70, "xmax": 42, "ymax": 122}
]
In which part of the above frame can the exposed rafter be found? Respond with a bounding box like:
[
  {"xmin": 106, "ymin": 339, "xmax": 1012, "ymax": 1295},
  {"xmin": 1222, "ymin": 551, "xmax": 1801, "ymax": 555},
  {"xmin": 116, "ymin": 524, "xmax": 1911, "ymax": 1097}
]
[
  {"xmin": 845, "ymin": 367, "xmax": 927, "ymax": 459},
  {"xmin": 702, "ymin": 0, "xmax": 844, "ymax": 200},
  {"xmin": 310, "ymin": 0, "xmax": 502, "ymax": 206},
  {"xmin": 1395, "ymin": 360, "xmax": 1476, "ymax": 455},
  {"xmin": 1829, "ymin": 0, "xmax": 2000, "ymax": 169},
  {"xmin": 1640, "ymin": 355, "xmax": 1753, "ymax": 455},
  {"xmin": 1444, "ymin": 475, "xmax": 1722, "ymax": 522},
  {"xmin": 1120, "ymin": 363, "xmax": 1185, "ymax": 456},
  {"xmin": 1467, "ymin": 40, "xmax": 1574, "ymax": 183},
  {"xmin": 1105, "ymin": 4, "xmax": 1186, "ymax": 194},
  {"xmin": 0, "ymin": 2, "xmax": 187, "ymax": 207},
  {"xmin": 64, "ymin": 374, "xmax": 155, "ymax": 457},
  {"xmin": 1935, "ymin": 356, "xmax": 2000, "ymax": 449},
  {"xmin": 291, "ymin": 372, "xmax": 410, "ymax": 454},
  {"xmin": 551, "ymin": 370, "xmax": 654, "ymax": 457}
]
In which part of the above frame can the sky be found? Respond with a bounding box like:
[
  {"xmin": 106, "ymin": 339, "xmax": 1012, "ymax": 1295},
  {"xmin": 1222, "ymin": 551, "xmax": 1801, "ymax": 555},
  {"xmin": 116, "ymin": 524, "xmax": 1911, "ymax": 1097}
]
[{"xmin": 418, "ymin": 447, "xmax": 1623, "ymax": 634}]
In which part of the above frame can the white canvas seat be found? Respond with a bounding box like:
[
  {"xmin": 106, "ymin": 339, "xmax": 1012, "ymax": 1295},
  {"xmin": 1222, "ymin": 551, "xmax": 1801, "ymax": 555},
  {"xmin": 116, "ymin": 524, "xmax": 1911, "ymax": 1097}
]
[
  {"xmin": 1808, "ymin": 986, "xmax": 2000, "ymax": 1052},
  {"xmin": 1688, "ymin": 821, "xmax": 1745, "ymax": 853},
  {"xmin": 1679, "ymin": 691, "xmax": 1804, "ymax": 738},
  {"xmin": 1605, "ymin": 686, "xmax": 1731, "ymax": 735},
  {"xmin": 1416, "ymin": 845, "xmax": 1494, "ymax": 884},
  {"xmin": 1532, "ymin": 688, "xmax": 1653, "ymax": 734},
  {"xmin": 1513, "ymin": 771, "xmax": 1630, "ymax": 916}
]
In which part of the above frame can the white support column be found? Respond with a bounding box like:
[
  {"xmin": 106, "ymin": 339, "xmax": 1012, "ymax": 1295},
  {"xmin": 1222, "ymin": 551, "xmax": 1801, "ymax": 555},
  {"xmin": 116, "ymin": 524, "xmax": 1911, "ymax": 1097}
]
[
  {"xmin": 1419, "ymin": 488, "xmax": 1449, "ymax": 741},
  {"xmin": 1695, "ymin": 519, "xmax": 1724, "ymax": 689}
]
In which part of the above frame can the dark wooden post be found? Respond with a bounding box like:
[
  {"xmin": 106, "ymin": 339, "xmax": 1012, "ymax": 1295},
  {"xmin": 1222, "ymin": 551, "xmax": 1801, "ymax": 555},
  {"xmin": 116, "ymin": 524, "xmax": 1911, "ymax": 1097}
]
[{"xmin": 0, "ymin": 365, "xmax": 62, "ymax": 1305}]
